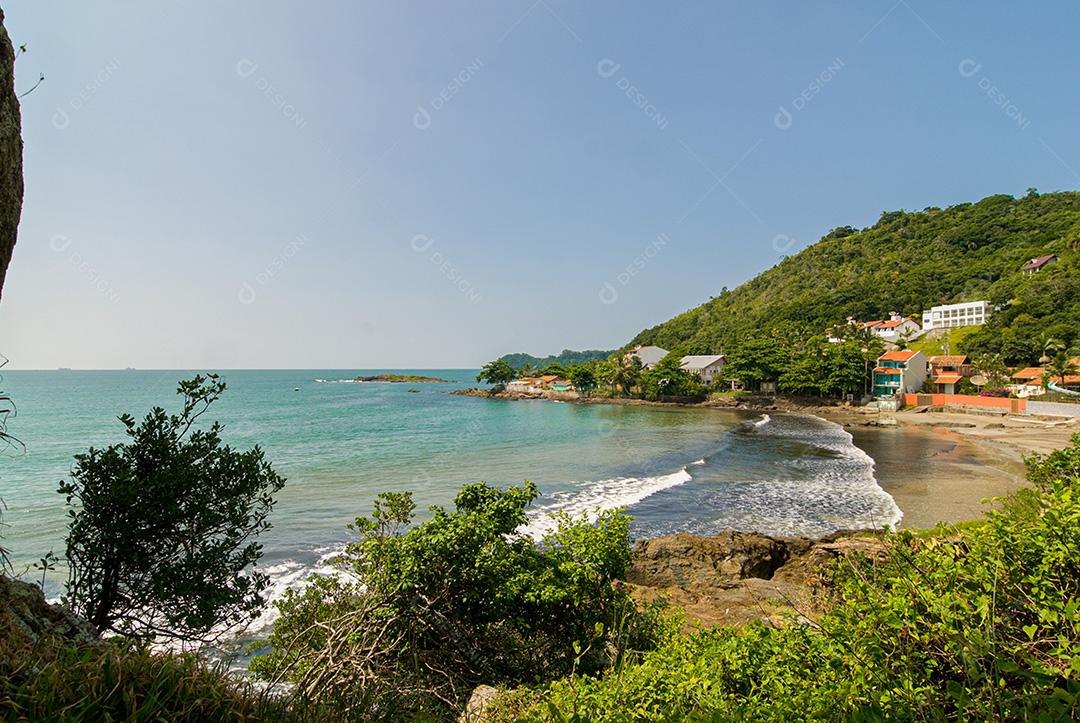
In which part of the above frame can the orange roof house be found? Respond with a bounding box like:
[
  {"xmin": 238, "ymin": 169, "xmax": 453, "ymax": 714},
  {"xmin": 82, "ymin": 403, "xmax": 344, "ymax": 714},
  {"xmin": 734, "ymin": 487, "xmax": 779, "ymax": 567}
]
[{"xmin": 879, "ymin": 350, "xmax": 921, "ymax": 363}]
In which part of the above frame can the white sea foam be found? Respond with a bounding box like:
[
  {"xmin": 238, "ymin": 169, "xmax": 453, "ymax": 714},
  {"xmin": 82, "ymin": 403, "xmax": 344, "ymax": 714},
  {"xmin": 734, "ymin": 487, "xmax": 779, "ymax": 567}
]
[
  {"xmin": 690, "ymin": 458, "xmax": 706, "ymax": 466},
  {"xmin": 753, "ymin": 413, "xmax": 771, "ymax": 427},
  {"xmin": 520, "ymin": 466, "xmax": 694, "ymax": 540}
]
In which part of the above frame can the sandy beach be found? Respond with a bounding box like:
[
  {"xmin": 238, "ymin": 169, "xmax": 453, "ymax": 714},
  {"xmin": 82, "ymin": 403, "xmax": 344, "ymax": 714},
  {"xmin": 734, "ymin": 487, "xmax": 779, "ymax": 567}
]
[{"xmin": 828, "ymin": 407, "xmax": 1080, "ymax": 529}]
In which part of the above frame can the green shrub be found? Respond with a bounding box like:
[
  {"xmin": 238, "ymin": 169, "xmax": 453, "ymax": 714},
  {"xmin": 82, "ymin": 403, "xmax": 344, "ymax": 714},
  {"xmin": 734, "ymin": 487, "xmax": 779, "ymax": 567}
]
[
  {"xmin": 523, "ymin": 434, "xmax": 1080, "ymax": 721},
  {"xmin": 251, "ymin": 482, "xmax": 664, "ymax": 719},
  {"xmin": 0, "ymin": 637, "xmax": 299, "ymax": 722}
]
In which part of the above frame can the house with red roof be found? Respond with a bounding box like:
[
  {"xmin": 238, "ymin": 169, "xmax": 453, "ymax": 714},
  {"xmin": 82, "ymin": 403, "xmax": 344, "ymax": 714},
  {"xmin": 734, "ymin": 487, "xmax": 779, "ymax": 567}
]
[
  {"xmin": 928, "ymin": 355, "xmax": 973, "ymax": 394},
  {"xmin": 872, "ymin": 349, "xmax": 928, "ymax": 397},
  {"xmin": 1021, "ymin": 254, "xmax": 1058, "ymax": 275},
  {"xmin": 863, "ymin": 312, "xmax": 921, "ymax": 343}
]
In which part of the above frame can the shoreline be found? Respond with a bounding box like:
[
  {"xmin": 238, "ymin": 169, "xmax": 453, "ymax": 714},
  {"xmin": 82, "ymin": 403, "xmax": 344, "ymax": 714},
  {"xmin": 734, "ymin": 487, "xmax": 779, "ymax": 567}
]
[{"xmin": 454, "ymin": 387, "xmax": 1079, "ymax": 530}]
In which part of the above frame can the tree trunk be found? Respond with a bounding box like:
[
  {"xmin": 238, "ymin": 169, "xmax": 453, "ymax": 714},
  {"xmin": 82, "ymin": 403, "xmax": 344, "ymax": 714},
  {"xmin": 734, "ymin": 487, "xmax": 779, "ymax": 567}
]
[{"xmin": 0, "ymin": 9, "xmax": 24, "ymax": 303}]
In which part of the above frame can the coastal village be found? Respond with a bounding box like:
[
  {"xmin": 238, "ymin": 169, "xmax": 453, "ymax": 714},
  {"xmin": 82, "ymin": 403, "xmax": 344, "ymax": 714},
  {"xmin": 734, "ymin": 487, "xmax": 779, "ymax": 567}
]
[{"xmin": 498, "ymin": 252, "xmax": 1078, "ymax": 417}]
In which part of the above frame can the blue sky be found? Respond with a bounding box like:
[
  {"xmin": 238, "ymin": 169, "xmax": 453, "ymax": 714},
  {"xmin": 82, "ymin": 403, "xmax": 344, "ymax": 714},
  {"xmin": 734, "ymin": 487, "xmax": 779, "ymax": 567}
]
[{"xmin": 2, "ymin": 1, "xmax": 1077, "ymax": 368}]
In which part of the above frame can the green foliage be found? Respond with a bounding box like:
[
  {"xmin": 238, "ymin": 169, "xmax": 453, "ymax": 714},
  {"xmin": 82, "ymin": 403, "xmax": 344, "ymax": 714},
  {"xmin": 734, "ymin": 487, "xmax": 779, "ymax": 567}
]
[
  {"xmin": 477, "ymin": 359, "xmax": 517, "ymax": 387},
  {"xmin": 59, "ymin": 374, "xmax": 285, "ymax": 643},
  {"xmin": 0, "ymin": 637, "xmax": 299, "ymax": 722},
  {"xmin": 640, "ymin": 354, "xmax": 705, "ymax": 400},
  {"xmin": 627, "ymin": 192, "xmax": 1080, "ymax": 367},
  {"xmin": 518, "ymin": 434, "xmax": 1080, "ymax": 721},
  {"xmin": 252, "ymin": 483, "xmax": 662, "ymax": 719},
  {"xmin": 501, "ymin": 349, "xmax": 615, "ymax": 371},
  {"xmin": 568, "ymin": 364, "xmax": 597, "ymax": 396}
]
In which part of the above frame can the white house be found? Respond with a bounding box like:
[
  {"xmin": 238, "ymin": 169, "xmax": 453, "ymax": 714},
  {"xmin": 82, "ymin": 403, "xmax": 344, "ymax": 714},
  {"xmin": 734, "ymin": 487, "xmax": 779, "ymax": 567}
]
[
  {"xmin": 921, "ymin": 301, "xmax": 990, "ymax": 331},
  {"xmin": 679, "ymin": 354, "xmax": 726, "ymax": 384},
  {"xmin": 627, "ymin": 345, "xmax": 668, "ymax": 370},
  {"xmin": 864, "ymin": 312, "xmax": 922, "ymax": 342}
]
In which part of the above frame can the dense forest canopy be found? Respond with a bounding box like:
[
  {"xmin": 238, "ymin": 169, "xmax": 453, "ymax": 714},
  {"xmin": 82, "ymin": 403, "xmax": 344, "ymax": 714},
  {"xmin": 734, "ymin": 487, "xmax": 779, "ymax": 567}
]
[
  {"xmin": 499, "ymin": 348, "xmax": 614, "ymax": 370},
  {"xmin": 626, "ymin": 191, "xmax": 1080, "ymax": 366}
]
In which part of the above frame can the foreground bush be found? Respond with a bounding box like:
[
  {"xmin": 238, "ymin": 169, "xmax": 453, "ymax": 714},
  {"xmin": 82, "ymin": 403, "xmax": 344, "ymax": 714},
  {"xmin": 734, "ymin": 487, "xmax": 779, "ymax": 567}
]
[
  {"xmin": 0, "ymin": 637, "xmax": 297, "ymax": 722},
  {"xmin": 513, "ymin": 434, "xmax": 1080, "ymax": 721},
  {"xmin": 251, "ymin": 482, "xmax": 664, "ymax": 720}
]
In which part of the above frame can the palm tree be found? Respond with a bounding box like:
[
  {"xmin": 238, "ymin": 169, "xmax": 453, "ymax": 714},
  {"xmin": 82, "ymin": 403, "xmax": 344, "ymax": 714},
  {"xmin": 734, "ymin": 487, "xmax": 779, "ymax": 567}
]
[
  {"xmin": 1043, "ymin": 351, "xmax": 1079, "ymax": 389},
  {"xmin": 1039, "ymin": 337, "xmax": 1067, "ymax": 365},
  {"xmin": 610, "ymin": 356, "xmax": 642, "ymax": 397}
]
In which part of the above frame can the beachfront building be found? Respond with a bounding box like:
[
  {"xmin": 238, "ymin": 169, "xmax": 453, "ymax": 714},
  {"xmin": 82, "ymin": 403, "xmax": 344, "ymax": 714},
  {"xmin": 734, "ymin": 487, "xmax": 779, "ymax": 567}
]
[
  {"xmin": 506, "ymin": 377, "xmax": 543, "ymax": 394},
  {"xmin": 920, "ymin": 301, "xmax": 990, "ymax": 331},
  {"xmin": 1010, "ymin": 366, "xmax": 1046, "ymax": 397},
  {"xmin": 626, "ymin": 345, "xmax": 669, "ymax": 370},
  {"xmin": 1022, "ymin": 254, "xmax": 1058, "ymax": 275},
  {"xmin": 679, "ymin": 354, "xmax": 726, "ymax": 384},
  {"xmin": 872, "ymin": 350, "xmax": 928, "ymax": 397},
  {"xmin": 928, "ymin": 355, "xmax": 973, "ymax": 394},
  {"xmin": 864, "ymin": 313, "xmax": 922, "ymax": 343}
]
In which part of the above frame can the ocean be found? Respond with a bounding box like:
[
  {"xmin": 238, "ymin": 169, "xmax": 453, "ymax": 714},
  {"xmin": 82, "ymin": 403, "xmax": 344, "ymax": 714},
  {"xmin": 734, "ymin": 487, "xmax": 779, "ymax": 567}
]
[{"xmin": 0, "ymin": 369, "xmax": 900, "ymax": 634}]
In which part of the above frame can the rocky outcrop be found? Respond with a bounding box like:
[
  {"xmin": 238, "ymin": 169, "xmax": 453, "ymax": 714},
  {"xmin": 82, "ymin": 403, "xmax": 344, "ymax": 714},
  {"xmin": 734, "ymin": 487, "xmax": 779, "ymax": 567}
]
[
  {"xmin": 627, "ymin": 531, "xmax": 885, "ymax": 628},
  {"xmin": 0, "ymin": 574, "xmax": 98, "ymax": 647},
  {"xmin": 0, "ymin": 9, "xmax": 23, "ymax": 302}
]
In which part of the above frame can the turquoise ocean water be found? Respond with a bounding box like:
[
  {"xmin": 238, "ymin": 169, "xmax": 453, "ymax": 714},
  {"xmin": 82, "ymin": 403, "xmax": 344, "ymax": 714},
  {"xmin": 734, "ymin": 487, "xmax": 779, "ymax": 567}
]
[{"xmin": 0, "ymin": 370, "xmax": 900, "ymax": 633}]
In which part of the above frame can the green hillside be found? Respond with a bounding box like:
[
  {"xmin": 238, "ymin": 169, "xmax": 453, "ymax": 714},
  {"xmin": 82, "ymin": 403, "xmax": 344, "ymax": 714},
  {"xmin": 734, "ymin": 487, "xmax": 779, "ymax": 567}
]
[
  {"xmin": 500, "ymin": 349, "xmax": 614, "ymax": 370},
  {"xmin": 627, "ymin": 191, "xmax": 1080, "ymax": 366}
]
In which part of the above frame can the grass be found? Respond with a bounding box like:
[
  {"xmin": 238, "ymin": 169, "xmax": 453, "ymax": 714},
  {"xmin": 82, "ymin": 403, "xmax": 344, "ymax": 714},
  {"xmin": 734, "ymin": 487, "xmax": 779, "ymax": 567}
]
[{"xmin": 906, "ymin": 325, "xmax": 980, "ymax": 357}]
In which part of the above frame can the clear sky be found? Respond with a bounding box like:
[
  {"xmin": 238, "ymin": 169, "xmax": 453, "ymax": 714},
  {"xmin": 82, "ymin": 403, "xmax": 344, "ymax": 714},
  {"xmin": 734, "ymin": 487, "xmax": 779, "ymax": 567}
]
[{"xmin": 1, "ymin": 1, "xmax": 1077, "ymax": 369}]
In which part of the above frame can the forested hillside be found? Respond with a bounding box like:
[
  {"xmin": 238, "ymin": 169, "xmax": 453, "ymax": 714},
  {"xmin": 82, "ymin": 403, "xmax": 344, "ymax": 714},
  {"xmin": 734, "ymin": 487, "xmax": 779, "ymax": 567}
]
[
  {"xmin": 500, "ymin": 348, "xmax": 614, "ymax": 370},
  {"xmin": 627, "ymin": 191, "xmax": 1080, "ymax": 366}
]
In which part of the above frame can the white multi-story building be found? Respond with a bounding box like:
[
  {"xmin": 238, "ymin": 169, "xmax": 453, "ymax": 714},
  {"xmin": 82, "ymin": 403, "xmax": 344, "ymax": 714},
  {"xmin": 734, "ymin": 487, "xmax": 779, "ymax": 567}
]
[{"xmin": 921, "ymin": 301, "xmax": 990, "ymax": 331}]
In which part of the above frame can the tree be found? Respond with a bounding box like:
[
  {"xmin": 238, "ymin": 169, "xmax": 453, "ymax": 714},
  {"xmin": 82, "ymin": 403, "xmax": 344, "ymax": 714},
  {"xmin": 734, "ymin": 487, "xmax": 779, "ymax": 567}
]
[
  {"xmin": 725, "ymin": 336, "xmax": 789, "ymax": 391},
  {"xmin": 476, "ymin": 359, "xmax": 515, "ymax": 388},
  {"xmin": 641, "ymin": 354, "xmax": 704, "ymax": 399},
  {"xmin": 1043, "ymin": 351, "xmax": 1079, "ymax": 389},
  {"xmin": 972, "ymin": 352, "xmax": 1010, "ymax": 389},
  {"xmin": 610, "ymin": 355, "xmax": 642, "ymax": 396},
  {"xmin": 252, "ymin": 483, "xmax": 658, "ymax": 718},
  {"xmin": 59, "ymin": 374, "xmax": 285, "ymax": 642},
  {"xmin": 568, "ymin": 364, "xmax": 596, "ymax": 397}
]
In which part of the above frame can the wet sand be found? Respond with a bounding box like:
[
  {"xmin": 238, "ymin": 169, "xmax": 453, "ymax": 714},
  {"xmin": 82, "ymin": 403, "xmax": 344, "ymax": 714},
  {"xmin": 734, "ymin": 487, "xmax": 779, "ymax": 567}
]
[
  {"xmin": 836, "ymin": 409, "xmax": 1079, "ymax": 529},
  {"xmin": 848, "ymin": 424, "xmax": 1025, "ymax": 529}
]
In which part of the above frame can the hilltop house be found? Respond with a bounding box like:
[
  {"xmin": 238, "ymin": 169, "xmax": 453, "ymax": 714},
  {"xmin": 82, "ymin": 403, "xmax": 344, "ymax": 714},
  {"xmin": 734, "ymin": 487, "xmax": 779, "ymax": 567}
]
[
  {"xmin": 627, "ymin": 345, "xmax": 668, "ymax": 370},
  {"xmin": 872, "ymin": 350, "xmax": 928, "ymax": 397},
  {"xmin": 921, "ymin": 301, "xmax": 989, "ymax": 331},
  {"xmin": 1022, "ymin": 254, "xmax": 1058, "ymax": 275},
  {"xmin": 679, "ymin": 354, "xmax": 726, "ymax": 384},
  {"xmin": 864, "ymin": 313, "xmax": 922, "ymax": 342},
  {"xmin": 928, "ymin": 355, "xmax": 973, "ymax": 394}
]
